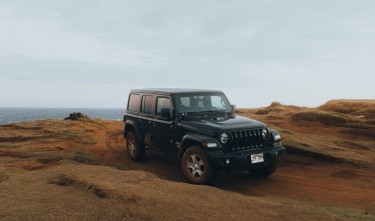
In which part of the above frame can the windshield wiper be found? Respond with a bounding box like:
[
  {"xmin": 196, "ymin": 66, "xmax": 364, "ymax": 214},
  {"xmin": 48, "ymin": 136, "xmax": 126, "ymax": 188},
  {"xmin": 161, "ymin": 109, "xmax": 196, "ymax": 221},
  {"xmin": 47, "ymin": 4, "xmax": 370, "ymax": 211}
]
[
  {"xmin": 179, "ymin": 110, "xmax": 233, "ymax": 118},
  {"xmin": 187, "ymin": 112, "xmax": 207, "ymax": 117},
  {"xmin": 201, "ymin": 110, "xmax": 231, "ymax": 116},
  {"xmin": 178, "ymin": 111, "xmax": 205, "ymax": 118}
]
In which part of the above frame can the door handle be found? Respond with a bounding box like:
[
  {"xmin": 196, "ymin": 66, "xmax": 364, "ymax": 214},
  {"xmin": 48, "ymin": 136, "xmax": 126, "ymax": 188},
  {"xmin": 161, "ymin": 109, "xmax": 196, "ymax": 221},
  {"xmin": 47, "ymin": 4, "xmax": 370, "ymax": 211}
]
[{"xmin": 152, "ymin": 122, "xmax": 158, "ymax": 127}]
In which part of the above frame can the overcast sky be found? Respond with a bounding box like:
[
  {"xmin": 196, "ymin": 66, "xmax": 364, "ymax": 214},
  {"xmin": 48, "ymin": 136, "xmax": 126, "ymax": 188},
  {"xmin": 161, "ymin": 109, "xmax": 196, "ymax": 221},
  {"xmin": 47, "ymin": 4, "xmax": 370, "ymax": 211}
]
[{"xmin": 0, "ymin": 0, "xmax": 374, "ymax": 108}]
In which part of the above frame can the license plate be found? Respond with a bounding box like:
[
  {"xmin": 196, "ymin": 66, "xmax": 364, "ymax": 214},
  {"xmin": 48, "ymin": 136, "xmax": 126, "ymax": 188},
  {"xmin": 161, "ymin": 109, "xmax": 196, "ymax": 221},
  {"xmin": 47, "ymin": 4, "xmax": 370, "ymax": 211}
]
[{"xmin": 251, "ymin": 153, "xmax": 264, "ymax": 164}]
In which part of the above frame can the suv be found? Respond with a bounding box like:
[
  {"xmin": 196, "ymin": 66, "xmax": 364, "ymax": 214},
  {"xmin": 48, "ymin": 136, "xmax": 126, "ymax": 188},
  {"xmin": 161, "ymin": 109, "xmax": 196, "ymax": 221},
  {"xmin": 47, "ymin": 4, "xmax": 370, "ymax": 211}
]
[{"xmin": 123, "ymin": 89, "xmax": 285, "ymax": 184}]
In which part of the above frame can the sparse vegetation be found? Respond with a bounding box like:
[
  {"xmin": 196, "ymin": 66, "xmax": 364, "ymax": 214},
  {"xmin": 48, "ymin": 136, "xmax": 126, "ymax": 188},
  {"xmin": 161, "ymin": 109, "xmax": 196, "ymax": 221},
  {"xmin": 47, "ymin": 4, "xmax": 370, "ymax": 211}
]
[
  {"xmin": 1, "ymin": 100, "xmax": 375, "ymax": 220},
  {"xmin": 319, "ymin": 99, "xmax": 375, "ymax": 118},
  {"xmin": 0, "ymin": 144, "xmax": 21, "ymax": 149},
  {"xmin": 255, "ymin": 109, "xmax": 269, "ymax": 115},
  {"xmin": 50, "ymin": 174, "xmax": 109, "ymax": 198},
  {"xmin": 0, "ymin": 171, "xmax": 8, "ymax": 183},
  {"xmin": 70, "ymin": 150, "xmax": 97, "ymax": 164},
  {"xmin": 291, "ymin": 111, "xmax": 349, "ymax": 126},
  {"xmin": 283, "ymin": 139, "xmax": 311, "ymax": 150},
  {"xmin": 58, "ymin": 130, "xmax": 79, "ymax": 139},
  {"xmin": 79, "ymin": 138, "xmax": 97, "ymax": 145}
]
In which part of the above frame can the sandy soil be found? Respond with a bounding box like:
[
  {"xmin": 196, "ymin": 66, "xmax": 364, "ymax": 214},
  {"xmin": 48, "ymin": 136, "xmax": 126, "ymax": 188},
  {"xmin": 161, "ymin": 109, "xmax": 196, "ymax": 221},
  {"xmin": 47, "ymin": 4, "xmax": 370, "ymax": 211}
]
[{"xmin": 0, "ymin": 99, "xmax": 375, "ymax": 220}]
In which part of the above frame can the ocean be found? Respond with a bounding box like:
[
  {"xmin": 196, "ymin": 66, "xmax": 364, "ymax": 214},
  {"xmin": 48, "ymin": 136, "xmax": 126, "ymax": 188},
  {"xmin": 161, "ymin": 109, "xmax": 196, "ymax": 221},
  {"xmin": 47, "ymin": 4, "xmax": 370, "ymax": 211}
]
[{"xmin": 0, "ymin": 108, "xmax": 125, "ymax": 125}]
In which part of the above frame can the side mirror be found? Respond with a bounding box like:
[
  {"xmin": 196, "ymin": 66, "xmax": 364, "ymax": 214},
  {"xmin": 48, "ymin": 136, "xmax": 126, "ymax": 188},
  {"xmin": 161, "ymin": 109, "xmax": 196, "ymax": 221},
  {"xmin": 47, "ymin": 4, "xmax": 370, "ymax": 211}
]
[
  {"xmin": 231, "ymin": 104, "xmax": 237, "ymax": 111},
  {"xmin": 161, "ymin": 108, "xmax": 171, "ymax": 120}
]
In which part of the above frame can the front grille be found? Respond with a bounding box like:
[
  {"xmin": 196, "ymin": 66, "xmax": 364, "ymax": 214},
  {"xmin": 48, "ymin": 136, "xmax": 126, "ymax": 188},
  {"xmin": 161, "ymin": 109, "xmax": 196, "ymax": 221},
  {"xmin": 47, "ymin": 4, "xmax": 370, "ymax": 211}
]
[{"xmin": 229, "ymin": 128, "xmax": 264, "ymax": 151}]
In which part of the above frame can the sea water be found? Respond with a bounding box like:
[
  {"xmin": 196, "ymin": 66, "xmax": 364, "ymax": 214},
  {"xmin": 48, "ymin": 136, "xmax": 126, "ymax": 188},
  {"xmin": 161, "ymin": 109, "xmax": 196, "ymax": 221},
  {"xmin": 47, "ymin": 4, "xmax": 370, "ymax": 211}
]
[{"xmin": 0, "ymin": 108, "xmax": 125, "ymax": 124}]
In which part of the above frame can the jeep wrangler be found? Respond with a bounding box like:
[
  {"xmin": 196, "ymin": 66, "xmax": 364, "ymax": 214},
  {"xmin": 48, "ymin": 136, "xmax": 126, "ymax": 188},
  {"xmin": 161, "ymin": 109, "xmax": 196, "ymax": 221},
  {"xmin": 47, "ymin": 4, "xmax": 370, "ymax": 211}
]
[{"xmin": 123, "ymin": 89, "xmax": 285, "ymax": 184}]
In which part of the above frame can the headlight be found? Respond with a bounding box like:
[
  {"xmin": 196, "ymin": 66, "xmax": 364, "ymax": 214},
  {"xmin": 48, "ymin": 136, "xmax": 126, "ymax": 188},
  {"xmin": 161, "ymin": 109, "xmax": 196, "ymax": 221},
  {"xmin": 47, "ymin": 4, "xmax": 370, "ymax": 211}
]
[
  {"xmin": 262, "ymin": 128, "xmax": 270, "ymax": 140},
  {"xmin": 220, "ymin": 132, "xmax": 229, "ymax": 143}
]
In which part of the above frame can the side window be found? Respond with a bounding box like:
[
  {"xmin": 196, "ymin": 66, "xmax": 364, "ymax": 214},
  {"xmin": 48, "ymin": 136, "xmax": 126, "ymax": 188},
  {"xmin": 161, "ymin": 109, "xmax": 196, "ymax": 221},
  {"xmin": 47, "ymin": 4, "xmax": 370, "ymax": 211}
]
[
  {"xmin": 156, "ymin": 97, "xmax": 171, "ymax": 116},
  {"xmin": 141, "ymin": 95, "xmax": 153, "ymax": 114},
  {"xmin": 127, "ymin": 94, "xmax": 140, "ymax": 112}
]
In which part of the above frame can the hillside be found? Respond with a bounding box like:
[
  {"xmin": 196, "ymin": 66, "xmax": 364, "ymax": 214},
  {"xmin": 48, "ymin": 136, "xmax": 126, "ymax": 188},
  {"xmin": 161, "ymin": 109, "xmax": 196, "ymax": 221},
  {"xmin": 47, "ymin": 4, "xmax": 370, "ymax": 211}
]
[
  {"xmin": 1, "ymin": 100, "xmax": 375, "ymax": 220},
  {"xmin": 237, "ymin": 99, "xmax": 375, "ymax": 168}
]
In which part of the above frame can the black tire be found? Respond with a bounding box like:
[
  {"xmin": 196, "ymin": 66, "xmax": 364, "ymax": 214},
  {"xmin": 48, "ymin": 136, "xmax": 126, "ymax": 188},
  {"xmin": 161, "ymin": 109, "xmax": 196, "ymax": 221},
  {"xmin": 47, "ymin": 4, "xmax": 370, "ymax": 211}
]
[
  {"xmin": 250, "ymin": 159, "xmax": 279, "ymax": 177},
  {"xmin": 126, "ymin": 131, "xmax": 145, "ymax": 161},
  {"xmin": 181, "ymin": 146, "xmax": 216, "ymax": 185}
]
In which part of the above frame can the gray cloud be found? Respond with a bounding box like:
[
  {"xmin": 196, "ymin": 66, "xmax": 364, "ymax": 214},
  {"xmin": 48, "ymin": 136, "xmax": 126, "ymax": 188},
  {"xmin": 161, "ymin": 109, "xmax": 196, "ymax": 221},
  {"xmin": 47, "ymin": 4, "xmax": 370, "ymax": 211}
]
[{"xmin": 0, "ymin": 0, "xmax": 374, "ymax": 107}]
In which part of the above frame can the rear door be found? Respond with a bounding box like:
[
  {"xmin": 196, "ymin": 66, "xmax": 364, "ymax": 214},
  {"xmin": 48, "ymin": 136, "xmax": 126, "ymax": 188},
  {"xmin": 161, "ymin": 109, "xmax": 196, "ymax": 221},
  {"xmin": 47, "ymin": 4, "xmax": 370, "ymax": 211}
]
[
  {"xmin": 151, "ymin": 96, "xmax": 176, "ymax": 152},
  {"xmin": 139, "ymin": 94, "xmax": 154, "ymax": 146}
]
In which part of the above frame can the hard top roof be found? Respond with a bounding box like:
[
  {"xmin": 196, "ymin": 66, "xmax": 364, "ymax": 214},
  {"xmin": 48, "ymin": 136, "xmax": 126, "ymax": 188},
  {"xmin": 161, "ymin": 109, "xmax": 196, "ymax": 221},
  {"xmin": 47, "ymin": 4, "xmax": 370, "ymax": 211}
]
[{"xmin": 129, "ymin": 88, "xmax": 224, "ymax": 94}]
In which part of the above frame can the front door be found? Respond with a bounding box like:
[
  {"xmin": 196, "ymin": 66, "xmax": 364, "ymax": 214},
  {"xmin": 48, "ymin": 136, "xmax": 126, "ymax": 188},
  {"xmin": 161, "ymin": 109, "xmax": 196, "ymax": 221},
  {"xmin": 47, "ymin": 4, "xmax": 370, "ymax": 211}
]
[{"xmin": 151, "ymin": 96, "xmax": 176, "ymax": 152}]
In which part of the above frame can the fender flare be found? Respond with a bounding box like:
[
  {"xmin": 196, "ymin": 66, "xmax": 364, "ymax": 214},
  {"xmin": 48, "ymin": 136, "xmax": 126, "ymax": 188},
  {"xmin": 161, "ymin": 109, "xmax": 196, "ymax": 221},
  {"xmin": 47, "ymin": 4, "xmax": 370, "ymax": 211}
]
[
  {"xmin": 270, "ymin": 129, "xmax": 281, "ymax": 142},
  {"xmin": 179, "ymin": 133, "xmax": 220, "ymax": 156},
  {"xmin": 124, "ymin": 119, "xmax": 144, "ymax": 144}
]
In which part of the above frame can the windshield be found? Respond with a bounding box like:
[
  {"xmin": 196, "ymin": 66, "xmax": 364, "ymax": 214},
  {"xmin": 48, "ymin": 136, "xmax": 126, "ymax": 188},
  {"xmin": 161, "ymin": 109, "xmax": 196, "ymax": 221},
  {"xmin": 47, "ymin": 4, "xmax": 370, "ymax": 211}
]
[{"xmin": 176, "ymin": 93, "xmax": 232, "ymax": 113}]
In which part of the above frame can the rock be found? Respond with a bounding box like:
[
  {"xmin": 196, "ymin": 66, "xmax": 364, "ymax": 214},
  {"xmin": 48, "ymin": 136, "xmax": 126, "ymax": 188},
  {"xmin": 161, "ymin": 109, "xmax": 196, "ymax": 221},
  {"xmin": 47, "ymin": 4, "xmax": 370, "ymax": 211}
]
[{"xmin": 64, "ymin": 112, "xmax": 89, "ymax": 121}]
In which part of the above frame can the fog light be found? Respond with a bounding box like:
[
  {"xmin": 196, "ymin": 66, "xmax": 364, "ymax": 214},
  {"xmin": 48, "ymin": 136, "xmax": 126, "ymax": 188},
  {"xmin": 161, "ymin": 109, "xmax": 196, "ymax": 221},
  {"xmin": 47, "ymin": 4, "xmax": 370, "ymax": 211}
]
[{"xmin": 225, "ymin": 159, "xmax": 230, "ymax": 164}]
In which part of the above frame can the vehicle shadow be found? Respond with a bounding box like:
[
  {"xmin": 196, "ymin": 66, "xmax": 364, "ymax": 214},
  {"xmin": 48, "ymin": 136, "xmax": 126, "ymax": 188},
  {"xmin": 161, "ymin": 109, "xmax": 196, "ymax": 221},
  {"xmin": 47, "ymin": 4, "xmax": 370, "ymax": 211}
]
[
  {"xmin": 110, "ymin": 137, "xmax": 299, "ymax": 196},
  {"xmin": 124, "ymin": 149, "xmax": 283, "ymax": 195}
]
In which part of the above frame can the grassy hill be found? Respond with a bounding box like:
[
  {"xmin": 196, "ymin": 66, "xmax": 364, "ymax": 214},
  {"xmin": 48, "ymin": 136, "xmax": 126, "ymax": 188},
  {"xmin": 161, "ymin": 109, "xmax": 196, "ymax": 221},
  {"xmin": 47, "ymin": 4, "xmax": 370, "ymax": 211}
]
[{"xmin": 1, "ymin": 99, "xmax": 375, "ymax": 220}]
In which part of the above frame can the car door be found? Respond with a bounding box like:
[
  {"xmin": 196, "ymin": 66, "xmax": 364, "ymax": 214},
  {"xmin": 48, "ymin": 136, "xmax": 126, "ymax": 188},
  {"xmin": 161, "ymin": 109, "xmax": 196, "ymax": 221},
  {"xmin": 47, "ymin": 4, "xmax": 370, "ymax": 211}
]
[
  {"xmin": 151, "ymin": 96, "xmax": 176, "ymax": 152},
  {"xmin": 139, "ymin": 94, "xmax": 154, "ymax": 147}
]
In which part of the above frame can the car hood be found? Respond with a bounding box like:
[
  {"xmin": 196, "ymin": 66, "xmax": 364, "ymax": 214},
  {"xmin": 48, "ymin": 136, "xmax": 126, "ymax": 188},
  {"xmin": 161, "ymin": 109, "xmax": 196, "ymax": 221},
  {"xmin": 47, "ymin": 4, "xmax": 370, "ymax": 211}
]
[{"xmin": 180, "ymin": 115, "xmax": 267, "ymax": 134}]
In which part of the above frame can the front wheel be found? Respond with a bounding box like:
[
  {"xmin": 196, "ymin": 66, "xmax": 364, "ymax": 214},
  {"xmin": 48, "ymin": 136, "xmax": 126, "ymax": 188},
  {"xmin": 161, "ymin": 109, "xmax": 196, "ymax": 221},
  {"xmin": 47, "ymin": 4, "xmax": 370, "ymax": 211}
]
[
  {"xmin": 126, "ymin": 131, "xmax": 145, "ymax": 161},
  {"xmin": 181, "ymin": 146, "xmax": 216, "ymax": 185},
  {"xmin": 249, "ymin": 159, "xmax": 279, "ymax": 177}
]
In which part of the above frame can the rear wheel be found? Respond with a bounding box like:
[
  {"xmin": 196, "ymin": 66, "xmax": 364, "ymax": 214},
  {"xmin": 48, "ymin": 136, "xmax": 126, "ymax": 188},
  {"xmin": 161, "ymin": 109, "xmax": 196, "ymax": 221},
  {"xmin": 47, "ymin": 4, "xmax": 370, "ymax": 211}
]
[
  {"xmin": 250, "ymin": 159, "xmax": 279, "ymax": 177},
  {"xmin": 126, "ymin": 131, "xmax": 145, "ymax": 161},
  {"xmin": 181, "ymin": 146, "xmax": 216, "ymax": 185}
]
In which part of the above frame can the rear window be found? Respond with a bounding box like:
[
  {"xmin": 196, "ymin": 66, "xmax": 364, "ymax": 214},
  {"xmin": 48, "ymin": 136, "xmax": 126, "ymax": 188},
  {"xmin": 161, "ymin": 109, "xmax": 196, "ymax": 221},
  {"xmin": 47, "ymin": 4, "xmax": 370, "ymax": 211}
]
[
  {"xmin": 127, "ymin": 94, "xmax": 140, "ymax": 112},
  {"xmin": 141, "ymin": 95, "xmax": 153, "ymax": 114}
]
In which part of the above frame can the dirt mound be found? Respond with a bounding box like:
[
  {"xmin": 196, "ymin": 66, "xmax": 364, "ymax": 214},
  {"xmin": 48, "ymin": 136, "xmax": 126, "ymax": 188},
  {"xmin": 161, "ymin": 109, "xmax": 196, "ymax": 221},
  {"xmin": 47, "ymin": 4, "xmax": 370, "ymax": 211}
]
[
  {"xmin": 291, "ymin": 110, "xmax": 349, "ymax": 126},
  {"xmin": 232, "ymin": 100, "xmax": 375, "ymax": 169},
  {"xmin": 319, "ymin": 99, "xmax": 375, "ymax": 119}
]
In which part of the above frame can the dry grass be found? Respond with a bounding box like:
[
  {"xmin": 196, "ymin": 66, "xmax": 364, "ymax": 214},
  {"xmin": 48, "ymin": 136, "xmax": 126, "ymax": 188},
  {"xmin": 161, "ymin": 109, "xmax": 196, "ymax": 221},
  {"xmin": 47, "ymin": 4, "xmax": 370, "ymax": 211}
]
[
  {"xmin": 70, "ymin": 150, "xmax": 97, "ymax": 164},
  {"xmin": 1, "ymin": 162, "xmax": 373, "ymax": 221},
  {"xmin": 319, "ymin": 99, "xmax": 375, "ymax": 118},
  {"xmin": 237, "ymin": 99, "xmax": 375, "ymax": 169},
  {"xmin": 1, "ymin": 101, "xmax": 375, "ymax": 220},
  {"xmin": 0, "ymin": 171, "xmax": 8, "ymax": 183},
  {"xmin": 291, "ymin": 110, "xmax": 349, "ymax": 126}
]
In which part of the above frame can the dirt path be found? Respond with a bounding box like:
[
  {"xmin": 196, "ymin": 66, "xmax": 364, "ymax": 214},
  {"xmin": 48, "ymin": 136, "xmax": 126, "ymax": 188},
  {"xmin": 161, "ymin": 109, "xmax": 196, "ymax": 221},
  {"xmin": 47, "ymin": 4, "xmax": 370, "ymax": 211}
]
[{"xmin": 92, "ymin": 128, "xmax": 375, "ymax": 215}]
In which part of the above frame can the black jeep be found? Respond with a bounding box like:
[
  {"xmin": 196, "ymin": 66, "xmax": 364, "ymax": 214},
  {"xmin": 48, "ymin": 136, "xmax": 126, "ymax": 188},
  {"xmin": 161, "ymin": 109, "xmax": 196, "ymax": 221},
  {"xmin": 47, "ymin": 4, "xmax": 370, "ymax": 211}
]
[{"xmin": 123, "ymin": 88, "xmax": 285, "ymax": 184}]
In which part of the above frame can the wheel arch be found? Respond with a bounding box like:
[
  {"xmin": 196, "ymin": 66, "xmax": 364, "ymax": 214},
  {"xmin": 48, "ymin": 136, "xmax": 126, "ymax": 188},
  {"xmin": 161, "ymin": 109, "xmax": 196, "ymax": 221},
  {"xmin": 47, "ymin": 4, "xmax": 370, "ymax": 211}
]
[
  {"xmin": 124, "ymin": 119, "xmax": 144, "ymax": 144},
  {"xmin": 179, "ymin": 133, "xmax": 213, "ymax": 157}
]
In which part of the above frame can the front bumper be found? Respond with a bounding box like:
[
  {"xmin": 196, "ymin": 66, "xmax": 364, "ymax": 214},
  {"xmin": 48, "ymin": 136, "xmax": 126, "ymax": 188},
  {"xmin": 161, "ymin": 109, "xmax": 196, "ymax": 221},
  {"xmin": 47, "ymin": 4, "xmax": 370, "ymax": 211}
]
[{"xmin": 207, "ymin": 145, "xmax": 285, "ymax": 171}]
